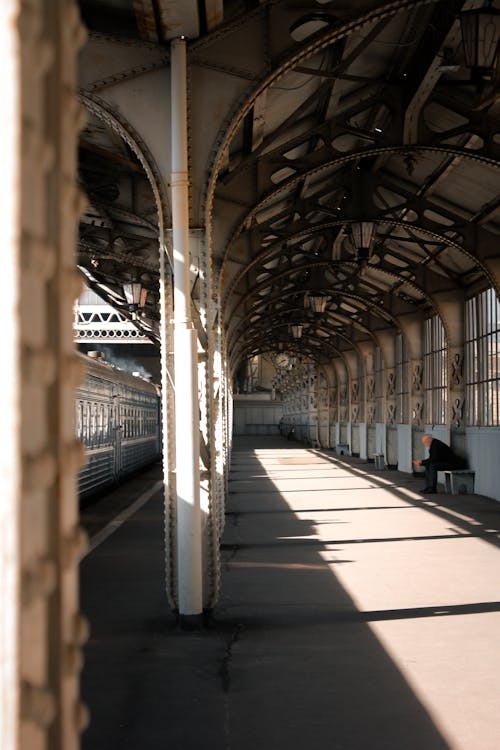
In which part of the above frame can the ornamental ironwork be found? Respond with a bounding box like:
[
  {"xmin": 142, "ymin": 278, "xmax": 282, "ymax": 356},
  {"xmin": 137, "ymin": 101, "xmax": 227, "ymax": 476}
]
[{"xmin": 74, "ymin": 304, "xmax": 149, "ymax": 343}]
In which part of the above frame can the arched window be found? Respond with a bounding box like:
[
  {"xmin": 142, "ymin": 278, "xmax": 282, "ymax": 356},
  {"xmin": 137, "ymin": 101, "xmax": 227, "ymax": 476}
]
[
  {"xmin": 395, "ymin": 333, "xmax": 409, "ymax": 423},
  {"xmin": 424, "ymin": 315, "xmax": 447, "ymax": 425},
  {"xmin": 375, "ymin": 346, "xmax": 384, "ymax": 422},
  {"xmin": 466, "ymin": 288, "xmax": 500, "ymax": 426}
]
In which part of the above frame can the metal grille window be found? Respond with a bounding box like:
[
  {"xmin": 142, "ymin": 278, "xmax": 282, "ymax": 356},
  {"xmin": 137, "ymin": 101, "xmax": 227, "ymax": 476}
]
[
  {"xmin": 465, "ymin": 288, "xmax": 500, "ymax": 426},
  {"xmin": 424, "ymin": 315, "xmax": 447, "ymax": 425},
  {"xmin": 375, "ymin": 346, "xmax": 384, "ymax": 422},
  {"xmin": 395, "ymin": 333, "xmax": 409, "ymax": 423}
]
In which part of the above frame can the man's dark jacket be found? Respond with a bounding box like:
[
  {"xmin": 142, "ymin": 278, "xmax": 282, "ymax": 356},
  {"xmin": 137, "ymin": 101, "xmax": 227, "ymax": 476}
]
[{"xmin": 422, "ymin": 438, "xmax": 462, "ymax": 467}]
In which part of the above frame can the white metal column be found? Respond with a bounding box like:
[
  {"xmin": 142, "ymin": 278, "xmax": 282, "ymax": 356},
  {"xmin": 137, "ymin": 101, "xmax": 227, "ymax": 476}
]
[{"xmin": 170, "ymin": 37, "xmax": 203, "ymax": 620}]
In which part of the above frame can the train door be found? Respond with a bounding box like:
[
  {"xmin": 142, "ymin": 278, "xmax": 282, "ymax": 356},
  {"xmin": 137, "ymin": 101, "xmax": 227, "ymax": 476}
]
[{"xmin": 113, "ymin": 387, "xmax": 122, "ymax": 480}]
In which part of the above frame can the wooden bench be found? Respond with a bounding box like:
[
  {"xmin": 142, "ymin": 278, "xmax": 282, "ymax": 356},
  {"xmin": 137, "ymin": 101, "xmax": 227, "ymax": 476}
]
[{"xmin": 443, "ymin": 470, "xmax": 475, "ymax": 495}]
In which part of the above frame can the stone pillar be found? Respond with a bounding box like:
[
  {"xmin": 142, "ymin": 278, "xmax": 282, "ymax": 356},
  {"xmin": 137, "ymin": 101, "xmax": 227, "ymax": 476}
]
[
  {"xmin": 410, "ymin": 358, "xmax": 425, "ymax": 429},
  {"xmin": 449, "ymin": 345, "xmax": 466, "ymax": 456},
  {"xmin": 366, "ymin": 374, "xmax": 376, "ymax": 426},
  {"xmin": 449, "ymin": 347, "xmax": 465, "ymax": 419},
  {"xmin": 397, "ymin": 316, "xmax": 425, "ymax": 465},
  {"xmin": 377, "ymin": 332, "xmax": 396, "ymax": 464},
  {"xmin": 318, "ymin": 369, "xmax": 330, "ymax": 448},
  {"xmin": 0, "ymin": 5, "xmax": 22, "ymax": 747},
  {"xmin": 0, "ymin": 3, "xmax": 89, "ymax": 749},
  {"xmin": 436, "ymin": 292, "xmax": 466, "ymax": 452},
  {"xmin": 329, "ymin": 381, "xmax": 338, "ymax": 447},
  {"xmin": 350, "ymin": 379, "xmax": 360, "ymax": 423},
  {"xmin": 386, "ymin": 368, "xmax": 397, "ymax": 426}
]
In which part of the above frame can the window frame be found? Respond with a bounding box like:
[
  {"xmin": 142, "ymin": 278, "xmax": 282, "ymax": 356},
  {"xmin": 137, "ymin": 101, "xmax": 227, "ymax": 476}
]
[
  {"xmin": 424, "ymin": 315, "xmax": 448, "ymax": 425},
  {"xmin": 465, "ymin": 288, "xmax": 500, "ymax": 426}
]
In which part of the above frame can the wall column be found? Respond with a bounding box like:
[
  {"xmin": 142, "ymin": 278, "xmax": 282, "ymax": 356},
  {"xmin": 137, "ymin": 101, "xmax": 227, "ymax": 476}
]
[
  {"xmin": 171, "ymin": 37, "xmax": 202, "ymax": 621},
  {"xmin": 0, "ymin": 2, "xmax": 88, "ymax": 748},
  {"xmin": 0, "ymin": 4, "xmax": 21, "ymax": 747},
  {"xmin": 436, "ymin": 292, "xmax": 466, "ymax": 453}
]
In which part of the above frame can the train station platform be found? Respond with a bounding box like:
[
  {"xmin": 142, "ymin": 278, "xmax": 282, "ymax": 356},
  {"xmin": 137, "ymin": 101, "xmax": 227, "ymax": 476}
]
[{"xmin": 80, "ymin": 437, "xmax": 500, "ymax": 750}]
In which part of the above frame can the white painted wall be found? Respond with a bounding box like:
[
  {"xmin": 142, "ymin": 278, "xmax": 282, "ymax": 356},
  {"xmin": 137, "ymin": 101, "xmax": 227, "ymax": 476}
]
[
  {"xmin": 376, "ymin": 423, "xmax": 386, "ymax": 455},
  {"xmin": 232, "ymin": 399, "xmax": 283, "ymax": 436},
  {"xmin": 397, "ymin": 424, "xmax": 412, "ymax": 473},
  {"xmin": 424, "ymin": 424, "xmax": 450, "ymax": 445},
  {"xmin": 367, "ymin": 424, "xmax": 376, "ymax": 458},
  {"xmin": 465, "ymin": 427, "xmax": 500, "ymax": 503},
  {"xmin": 359, "ymin": 422, "xmax": 367, "ymax": 460},
  {"xmin": 386, "ymin": 426, "xmax": 398, "ymax": 466}
]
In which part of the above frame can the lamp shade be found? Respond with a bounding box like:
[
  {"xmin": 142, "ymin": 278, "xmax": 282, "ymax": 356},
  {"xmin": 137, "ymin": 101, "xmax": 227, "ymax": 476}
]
[
  {"xmin": 460, "ymin": 2, "xmax": 500, "ymax": 74},
  {"xmin": 291, "ymin": 324, "xmax": 303, "ymax": 339},
  {"xmin": 123, "ymin": 281, "xmax": 143, "ymax": 306},
  {"xmin": 309, "ymin": 294, "xmax": 328, "ymax": 313},
  {"xmin": 351, "ymin": 221, "xmax": 375, "ymax": 255}
]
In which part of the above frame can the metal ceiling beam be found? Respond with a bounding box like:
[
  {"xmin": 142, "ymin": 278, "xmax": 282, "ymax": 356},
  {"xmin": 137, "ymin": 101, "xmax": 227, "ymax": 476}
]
[
  {"xmin": 226, "ymin": 273, "xmax": 417, "ymax": 349},
  {"xmin": 402, "ymin": 1, "xmax": 465, "ymax": 144},
  {"xmin": 222, "ymin": 214, "xmax": 475, "ymax": 315},
  {"xmin": 79, "ymin": 139, "xmax": 145, "ymax": 174}
]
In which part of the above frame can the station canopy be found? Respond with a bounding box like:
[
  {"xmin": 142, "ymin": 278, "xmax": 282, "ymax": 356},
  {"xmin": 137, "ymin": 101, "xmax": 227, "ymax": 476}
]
[{"xmin": 76, "ymin": 0, "xmax": 500, "ymax": 369}]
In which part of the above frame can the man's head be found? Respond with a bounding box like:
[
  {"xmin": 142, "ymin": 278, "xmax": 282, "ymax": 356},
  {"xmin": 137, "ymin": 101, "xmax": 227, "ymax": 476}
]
[{"xmin": 422, "ymin": 435, "xmax": 433, "ymax": 449}]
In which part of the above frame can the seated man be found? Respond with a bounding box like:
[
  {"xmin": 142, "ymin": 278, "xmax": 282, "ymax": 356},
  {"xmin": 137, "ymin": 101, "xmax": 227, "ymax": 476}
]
[{"xmin": 414, "ymin": 435, "xmax": 464, "ymax": 494}]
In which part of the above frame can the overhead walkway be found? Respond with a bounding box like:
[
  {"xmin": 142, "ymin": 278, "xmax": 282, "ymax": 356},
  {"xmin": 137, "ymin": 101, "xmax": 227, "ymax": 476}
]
[{"xmin": 80, "ymin": 437, "xmax": 500, "ymax": 750}]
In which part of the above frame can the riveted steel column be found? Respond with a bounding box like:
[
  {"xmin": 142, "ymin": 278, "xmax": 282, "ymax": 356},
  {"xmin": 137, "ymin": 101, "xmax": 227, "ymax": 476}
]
[{"xmin": 171, "ymin": 37, "xmax": 202, "ymax": 621}]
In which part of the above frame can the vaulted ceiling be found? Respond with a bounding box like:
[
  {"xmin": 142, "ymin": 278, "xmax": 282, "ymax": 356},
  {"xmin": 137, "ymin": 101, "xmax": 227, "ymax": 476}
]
[{"xmin": 76, "ymin": 0, "xmax": 500, "ymax": 369}]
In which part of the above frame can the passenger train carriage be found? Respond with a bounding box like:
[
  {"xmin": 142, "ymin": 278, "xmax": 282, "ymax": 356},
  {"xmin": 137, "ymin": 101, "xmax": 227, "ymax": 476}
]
[{"xmin": 75, "ymin": 352, "xmax": 161, "ymax": 498}]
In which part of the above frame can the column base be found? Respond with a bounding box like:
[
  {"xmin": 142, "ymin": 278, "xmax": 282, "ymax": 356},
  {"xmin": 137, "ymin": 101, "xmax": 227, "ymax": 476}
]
[{"xmin": 177, "ymin": 612, "xmax": 204, "ymax": 631}]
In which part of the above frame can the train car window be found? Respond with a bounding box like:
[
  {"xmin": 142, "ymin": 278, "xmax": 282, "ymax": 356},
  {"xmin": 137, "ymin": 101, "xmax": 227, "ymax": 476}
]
[
  {"xmin": 84, "ymin": 403, "xmax": 90, "ymax": 445},
  {"xmin": 98, "ymin": 404, "xmax": 101, "ymax": 441},
  {"xmin": 75, "ymin": 402, "xmax": 80, "ymax": 440},
  {"xmin": 99, "ymin": 404, "xmax": 105, "ymax": 444},
  {"xmin": 90, "ymin": 403, "xmax": 96, "ymax": 445},
  {"xmin": 105, "ymin": 404, "xmax": 109, "ymax": 443},
  {"xmin": 76, "ymin": 402, "xmax": 83, "ymax": 441}
]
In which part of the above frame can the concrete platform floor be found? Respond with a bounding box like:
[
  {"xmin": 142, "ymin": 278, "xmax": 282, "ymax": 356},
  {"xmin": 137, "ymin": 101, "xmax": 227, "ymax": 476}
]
[{"xmin": 80, "ymin": 437, "xmax": 500, "ymax": 750}]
